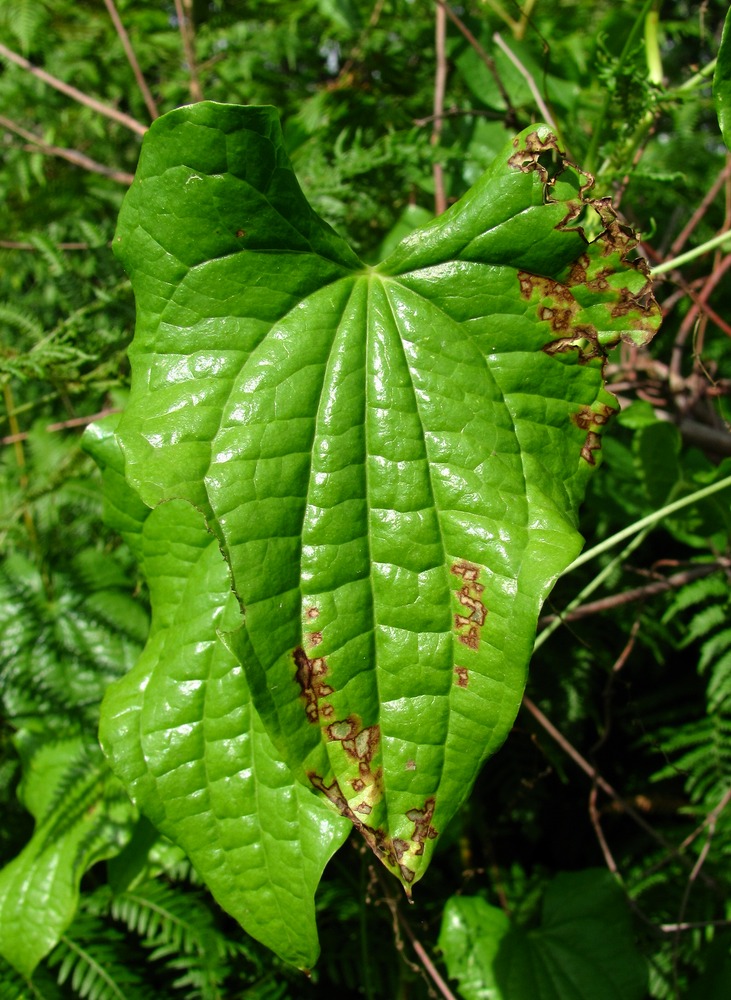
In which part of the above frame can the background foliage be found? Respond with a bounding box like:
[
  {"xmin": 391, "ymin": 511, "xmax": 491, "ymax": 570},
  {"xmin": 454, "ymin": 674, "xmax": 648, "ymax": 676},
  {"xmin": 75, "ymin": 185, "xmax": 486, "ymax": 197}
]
[{"xmin": 1, "ymin": 0, "xmax": 731, "ymax": 997}]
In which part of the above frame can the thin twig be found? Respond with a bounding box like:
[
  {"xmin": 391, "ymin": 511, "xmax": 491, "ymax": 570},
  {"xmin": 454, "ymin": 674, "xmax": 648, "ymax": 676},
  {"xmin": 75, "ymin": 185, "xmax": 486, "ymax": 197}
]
[
  {"xmin": 669, "ymin": 156, "xmax": 731, "ymax": 258},
  {"xmin": 522, "ymin": 695, "xmax": 714, "ymax": 883},
  {"xmin": 492, "ymin": 32, "xmax": 558, "ymax": 132},
  {"xmin": 669, "ymin": 252, "xmax": 731, "ymax": 383},
  {"xmin": 431, "ymin": 1, "xmax": 448, "ymax": 216},
  {"xmin": 661, "ymin": 919, "xmax": 731, "ymax": 933},
  {"xmin": 103, "ymin": 0, "xmax": 159, "ymax": 121},
  {"xmin": 0, "ymin": 41, "xmax": 147, "ymax": 135},
  {"xmin": 1, "ymin": 408, "xmax": 121, "ymax": 446},
  {"xmin": 174, "ymin": 0, "xmax": 203, "ymax": 103},
  {"xmin": 0, "ymin": 114, "xmax": 134, "ymax": 183},
  {"xmin": 538, "ymin": 561, "xmax": 729, "ymax": 626},
  {"xmin": 338, "ymin": 0, "xmax": 386, "ymax": 81},
  {"xmin": 589, "ymin": 784, "xmax": 621, "ymax": 877},
  {"xmin": 432, "ymin": 0, "xmax": 516, "ymax": 126},
  {"xmin": 0, "ymin": 241, "xmax": 91, "ymax": 250},
  {"xmin": 671, "ymin": 788, "xmax": 731, "ymax": 993}
]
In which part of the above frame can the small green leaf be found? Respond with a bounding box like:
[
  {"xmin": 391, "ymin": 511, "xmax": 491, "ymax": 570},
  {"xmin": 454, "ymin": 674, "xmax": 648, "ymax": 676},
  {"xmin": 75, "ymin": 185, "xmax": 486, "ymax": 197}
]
[
  {"xmin": 438, "ymin": 870, "xmax": 648, "ymax": 1000},
  {"xmin": 108, "ymin": 103, "xmax": 659, "ymax": 898},
  {"xmin": 0, "ymin": 738, "xmax": 130, "ymax": 977},
  {"xmin": 714, "ymin": 6, "xmax": 731, "ymax": 150}
]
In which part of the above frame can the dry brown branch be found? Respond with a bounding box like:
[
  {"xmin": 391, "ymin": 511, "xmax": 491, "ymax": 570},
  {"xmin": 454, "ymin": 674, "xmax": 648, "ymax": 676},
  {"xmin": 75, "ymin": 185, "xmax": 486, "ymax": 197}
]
[
  {"xmin": 0, "ymin": 41, "xmax": 147, "ymax": 135},
  {"xmin": 670, "ymin": 156, "xmax": 731, "ymax": 258},
  {"xmin": 433, "ymin": 0, "xmax": 516, "ymax": 126},
  {"xmin": 103, "ymin": 0, "xmax": 159, "ymax": 121},
  {"xmin": 538, "ymin": 561, "xmax": 729, "ymax": 626},
  {"xmin": 1, "ymin": 408, "xmax": 121, "ymax": 447},
  {"xmin": 431, "ymin": 1, "xmax": 448, "ymax": 216},
  {"xmin": 522, "ymin": 695, "xmax": 715, "ymax": 886},
  {"xmin": 589, "ymin": 784, "xmax": 621, "ymax": 877},
  {"xmin": 492, "ymin": 32, "xmax": 558, "ymax": 132},
  {"xmin": 0, "ymin": 113, "xmax": 134, "ymax": 184},
  {"xmin": 670, "ymin": 253, "xmax": 731, "ymax": 383},
  {"xmin": 376, "ymin": 869, "xmax": 458, "ymax": 1000},
  {"xmin": 174, "ymin": 0, "xmax": 203, "ymax": 103},
  {"xmin": 671, "ymin": 786, "xmax": 731, "ymax": 992}
]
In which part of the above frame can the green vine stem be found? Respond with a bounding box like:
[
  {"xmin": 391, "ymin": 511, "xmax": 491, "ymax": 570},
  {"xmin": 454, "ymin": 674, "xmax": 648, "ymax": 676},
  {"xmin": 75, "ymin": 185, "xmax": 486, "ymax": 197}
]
[
  {"xmin": 566, "ymin": 473, "xmax": 731, "ymax": 574},
  {"xmin": 651, "ymin": 229, "xmax": 731, "ymax": 275}
]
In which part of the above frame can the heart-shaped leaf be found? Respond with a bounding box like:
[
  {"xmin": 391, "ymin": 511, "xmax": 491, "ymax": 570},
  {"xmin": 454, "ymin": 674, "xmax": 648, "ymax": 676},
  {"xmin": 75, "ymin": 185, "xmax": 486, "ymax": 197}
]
[
  {"xmin": 438, "ymin": 870, "xmax": 647, "ymax": 1000},
  {"xmin": 105, "ymin": 103, "xmax": 659, "ymax": 904}
]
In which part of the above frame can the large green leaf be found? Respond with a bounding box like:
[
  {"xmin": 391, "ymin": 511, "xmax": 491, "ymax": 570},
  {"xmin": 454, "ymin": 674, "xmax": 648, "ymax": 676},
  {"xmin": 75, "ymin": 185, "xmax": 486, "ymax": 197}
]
[
  {"xmin": 107, "ymin": 103, "xmax": 659, "ymax": 901},
  {"xmin": 438, "ymin": 870, "xmax": 648, "ymax": 1000},
  {"xmin": 0, "ymin": 737, "xmax": 130, "ymax": 977}
]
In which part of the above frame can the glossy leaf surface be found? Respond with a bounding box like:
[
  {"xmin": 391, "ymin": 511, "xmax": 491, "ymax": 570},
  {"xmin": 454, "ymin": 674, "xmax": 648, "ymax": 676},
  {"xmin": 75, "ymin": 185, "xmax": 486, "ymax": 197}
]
[
  {"xmin": 714, "ymin": 5, "xmax": 731, "ymax": 150},
  {"xmin": 87, "ymin": 418, "xmax": 348, "ymax": 970},
  {"xmin": 106, "ymin": 103, "xmax": 659, "ymax": 899},
  {"xmin": 438, "ymin": 870, "xmax": 648, "ymax": 1000}
]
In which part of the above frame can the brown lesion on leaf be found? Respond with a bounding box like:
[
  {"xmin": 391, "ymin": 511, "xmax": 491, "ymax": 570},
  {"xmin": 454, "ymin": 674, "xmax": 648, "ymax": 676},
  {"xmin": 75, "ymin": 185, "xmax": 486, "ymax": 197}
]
[
  {"xmin": 451, "ymin": 561, "xmax": 488, "ymax": 651},
  {"xmin": 325, "ymin": 716, "xmax": 381, "ymax": 779},
  {"xmin": 580, "ymin": 431, "xmax": 603, "ymax": 466},
  {"xmin": 510, "ymin": 134, "xmax": 660, "ymax": 357},
  {"xmin": 572, "ymin": 401, "xmax": 617, "ymax": 465},
  {"xmin": 572, "ymin": 401, "xmax": 617, "ymax": 431},
  {"xmin": 406, "ymin": 798, "xmax": 438, "ymax": 857},
  {"xmin": 307, "ymin": 631, "xmax": 323, "ymax": 647},
  {"xmin": 305, "ymin": 606, "xmax": 319, "ymax": 620},
  {"xmin": 293, "ymin": 647, "xmax": 334, "ymax": 724},
  {"xmin": 518, "ymin": 269, "xmax": 603, "ymax": 362},
  {"xmin": 308, "ymin": 772, "xmax": 418, "ymax": 886},
  {"xmin": 454, "ymin": 666, "xmax": 469, "ymax": 688},
  {"xmin": 508, "ymin": 130, "xmax": 594, "ymax": 201}
]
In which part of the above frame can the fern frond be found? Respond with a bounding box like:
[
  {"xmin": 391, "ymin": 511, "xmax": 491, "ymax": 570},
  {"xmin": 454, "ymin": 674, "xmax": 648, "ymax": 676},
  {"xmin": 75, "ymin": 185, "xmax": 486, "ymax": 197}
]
[
  {"xmin": 111, "ymin": 881, "xmax": 217, "ymax": 955},
  {"xmin": 0, "ymin": 301, "xmax": 43, "ymax": 338},
  {"xmin": 48, "ymin": 913, "xmax": 155, "ymax": 1000},
  {"xmin": 0, "ymin": 952, "xmax": 63, "ymax": 999}
]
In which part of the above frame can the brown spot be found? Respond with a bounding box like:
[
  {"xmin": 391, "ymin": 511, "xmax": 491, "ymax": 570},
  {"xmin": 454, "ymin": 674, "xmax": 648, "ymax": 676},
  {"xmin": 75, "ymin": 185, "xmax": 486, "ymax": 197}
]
[
  {"xmin": 507, "ymin": 130, "xmax": 562, "ymax": 184},
  {"xmin": 456, "ymin": 584, "xmax": 487, "ymax": 626},
  {"xmin": 400, "ymin": 864, "xmax": 416, "ymax": 884},
  {"xmin": 406, "ymin": 798, "xmax": 438, "ymax": 857},
  {"xmin": 308, "ymin": 631, "xmax": 323, "ymax": 647},
  {"xmin": 355, "ymin": 802, "xmax": 372, "ymax": 815},
  {"xmin": 293, "ymin": 647, "xmax": 334, "ymax": 724},
  {"xmin": 454, "ymin": 666, "xmax": 469, "ymax": 688},
  {"xmin": 581, "ymin": 431, "xmax": 602, "ymax": 465},
  {"xmin": 305, "ymin": 607, "xmax": 319, "ymax": 620},
  {"xmin": 451, "ymin": 561, "xmax": 480, "ymax": 583},
  {"xmin": 405, "ymin": 759, "xmax": 416, "ymax": 771},
  {"xmin": 542, "ymin": 332, "xmax": 602, "ymax": 365},
  {"xmin": 351, "ymin": 777, "xmax": 366, "ymax": 792},
  {"xmin": 452, "ymin": 562, "xmax": 487, "ymax": 651},
  {"xmin": 571, "ymin": 402, "xmax": 617, "ymax": 466},
  {"xmin": 572, "ymin": 401, "xmax": 616, "ymax": 431},
  {"xmin": 392, "ymin": 838, "xmax": 409, "ymax": 861},
  {"xmin": 236, "ymin": 229, "xmax": 246, "ymax": 238},
  {"xmin": 326, "ymin": 718, "xmax": 358, "ymax": 742}
]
